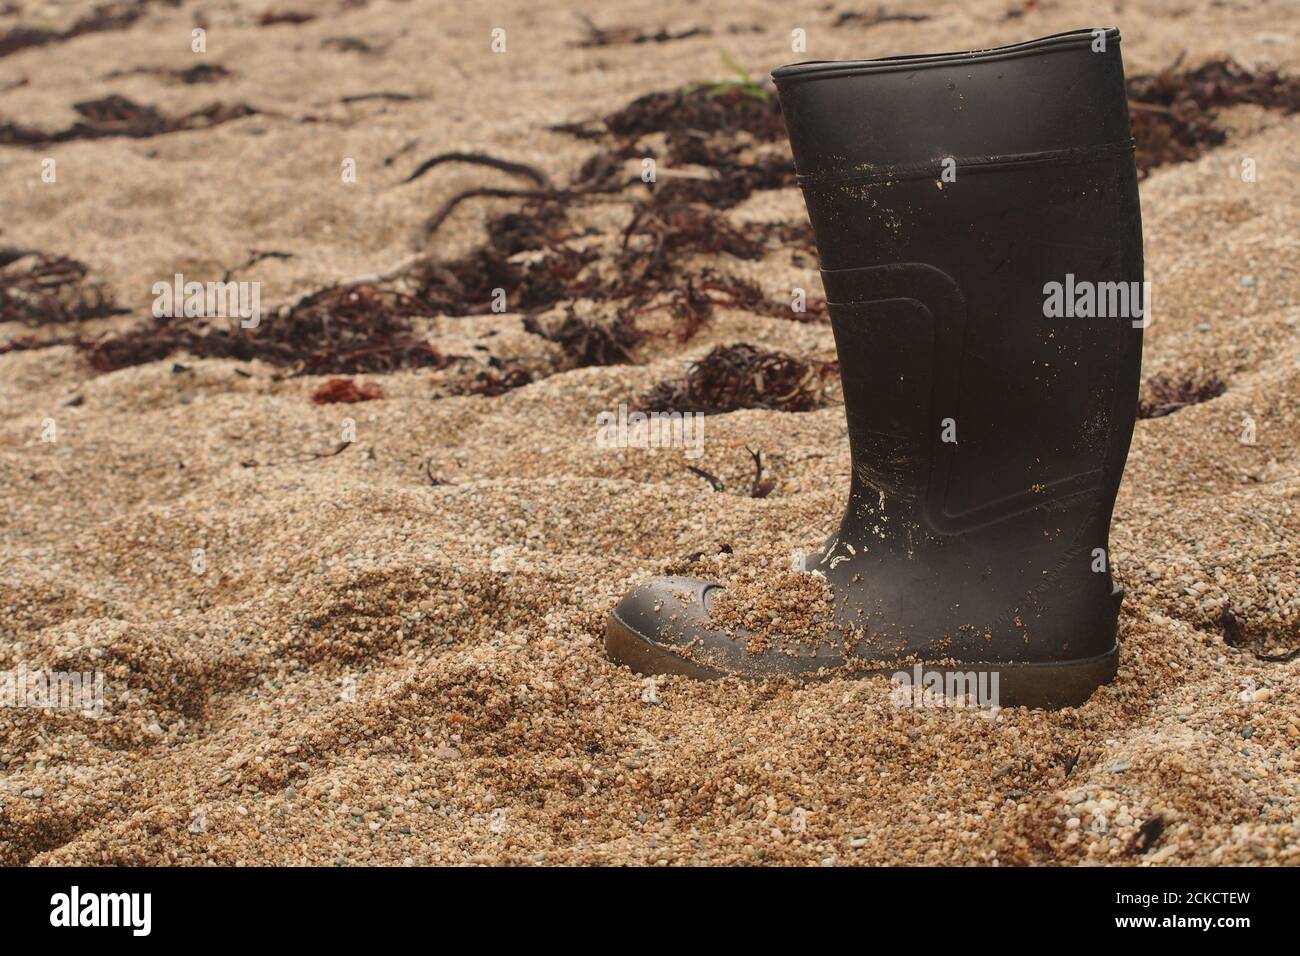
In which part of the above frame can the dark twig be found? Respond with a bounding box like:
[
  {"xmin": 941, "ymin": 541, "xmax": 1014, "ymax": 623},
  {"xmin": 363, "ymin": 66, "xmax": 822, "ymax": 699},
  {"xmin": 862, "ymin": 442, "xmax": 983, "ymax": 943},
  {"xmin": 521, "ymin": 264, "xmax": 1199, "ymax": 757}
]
[
  {"xmin": 340, "ymin": 91, "xmax": 426, "ymax": 105},
  {"xmin": 242, "ymin": 440, "xmax": 352, "ymax": 469},
  {"xmin": 687, "ymin": 465, "xmax": 725, "ymax": 492},
  {"xmin": 221, "ymin": 249, "xmax": 293, "ymax": 283},
  {"xmin": 1128, "ymin": 813, "xmax": 1166, "ymax": 855},
  {"xmin": 423, "ymin": 458, "xmax": 448, "ymax": 486},
  {"xmin": 747, "ymin": 447, "xmax": 775, "ymax": 498},
  {"xmin": 401, "ymin": 151, "xmax": 551, "ymax": 188},
  {"xmin": 1062, "ymin": 749, "xmax": 1081, "ymax": 777}
]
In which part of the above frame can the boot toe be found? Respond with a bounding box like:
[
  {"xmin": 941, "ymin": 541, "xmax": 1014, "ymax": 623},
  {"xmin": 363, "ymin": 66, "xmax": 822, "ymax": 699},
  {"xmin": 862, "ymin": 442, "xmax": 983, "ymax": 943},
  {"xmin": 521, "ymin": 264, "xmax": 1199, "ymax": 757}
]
[
  {"xmin": 606, "ymin": 576, "xmax": 726, "ymax": 679},
  {"xmin": 606, "ymin": 576, "xmax": 844, "ymax": 680}
]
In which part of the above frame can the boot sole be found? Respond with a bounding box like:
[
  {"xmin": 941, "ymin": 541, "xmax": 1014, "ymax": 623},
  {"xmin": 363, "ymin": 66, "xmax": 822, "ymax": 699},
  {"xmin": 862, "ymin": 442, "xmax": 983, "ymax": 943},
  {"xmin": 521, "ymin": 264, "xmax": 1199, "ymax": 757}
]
[{"xmin": 606, "ymin": 612, "xmax": 1119, "ymax": 709}]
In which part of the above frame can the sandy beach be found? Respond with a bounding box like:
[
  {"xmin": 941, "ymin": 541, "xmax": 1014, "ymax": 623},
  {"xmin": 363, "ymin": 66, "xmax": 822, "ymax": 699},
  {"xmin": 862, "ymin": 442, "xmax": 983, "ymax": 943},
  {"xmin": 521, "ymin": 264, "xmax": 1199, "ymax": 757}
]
[{"xmin": 1, "ymin": 0, "xmax": 1297, "ymax": 865}]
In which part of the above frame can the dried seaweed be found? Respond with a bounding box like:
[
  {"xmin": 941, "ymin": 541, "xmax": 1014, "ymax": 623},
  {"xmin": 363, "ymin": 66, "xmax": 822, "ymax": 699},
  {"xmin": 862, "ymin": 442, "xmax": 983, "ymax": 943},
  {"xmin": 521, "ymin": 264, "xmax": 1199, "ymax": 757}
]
[
  {"xmin": 654, "ymin": 151, "xmax": 796, "ymax": 209},
  {"xmin": 417, "ymin": 179, "xmax": 808, "ymax": 323},
  {"xmin": 621, "ymin": 200, "xmax": 769, "ymax": 275},
  {"xmin": 258, "ymin": 10, "xmax": 316, "ymax": 26},
  {"xmin": 85, "ymin": 195, "xmax": 595, "ymax": 377},
  {"xmin": 449, "ymin": 364, "xmax": 534, "ymax": 397},
  {"xmin": 831, "ymin": 8, "xmax": 933, "ymax": 28},
  {"xmin": 640, "ymin": 343, "xmax": 839, "ymax": 415},
  {"xmin": 1128, "ymin": 59, "xmax": 1300, "ymax": 175},
  {"xmin": 572, "ymin": 15, "xmax": 709, "ymax": 48},
  {"xmin": 402, "ymin": 151, "xmax": 551, "ymax": 188},
  {"xmin": 83, "ymin": 284, "xmax": 449, "ymax": 375},
  {"xmin": 0, "ymin": 0, "xmax": 149, "ymax": 59},
  {"xmin": 0, "ymin": 95, "xmax": 257, "ymax": 147},
  {"xmin": 0, "ymin": 335, "xmax": 70, "ymax": 355},
  {"xmin": 697, "ymin": 271, "xmax": 827, "ymax": 321},
  {"xmin": 667, "ymin": 279, "xmax": 714, "ymax": 342},
  {"xmin": 400, "ymin": 78, "xmax": 808, "ymax": 327},
  {"xmin": 43, "ymin": 65, "xmax": 810, "ymax": 386},
  {"xmin": 322, "ymin": 36, "xmax": 389, "ymax": 55},
  {"xmin": 0, "ymin": 254, "xmax": 123, "ymax": 326},
  {"xmin": 486, "ymin": 202, "xmax": 572, "ymax": 256},
  {"xmin": 522, "ymin": 312, "xmax": 641, "ymax": 366},
  {"xmin": 603, "ymin": 86, "xmax": 785, "ymax": 142},
  {"xmin": 310, "ymin": 378, "xmax": 383, "ymax": 404},
  {"xmin": 416, "ymin": 243, "xmax": 597, "ymax": 317},
  {"xmin": 1136, "ymin": 373, "xmax": 1227, "ymax": 419},
  {"xmin": 104, "ymin": 63, "xmax": 234, "ymax": 85}
]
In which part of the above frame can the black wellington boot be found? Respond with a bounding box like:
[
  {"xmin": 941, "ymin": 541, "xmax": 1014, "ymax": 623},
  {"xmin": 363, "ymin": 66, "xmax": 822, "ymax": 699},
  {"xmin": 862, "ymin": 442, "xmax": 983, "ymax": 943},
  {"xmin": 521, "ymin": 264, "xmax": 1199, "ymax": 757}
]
[{"xmin": 606, "ymin": 28, "xmax": 1145, "ymax": 707}]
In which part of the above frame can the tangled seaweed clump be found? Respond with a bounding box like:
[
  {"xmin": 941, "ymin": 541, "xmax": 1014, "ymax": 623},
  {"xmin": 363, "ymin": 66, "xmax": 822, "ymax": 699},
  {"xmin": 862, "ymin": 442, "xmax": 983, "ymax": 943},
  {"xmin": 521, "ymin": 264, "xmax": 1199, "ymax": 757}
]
[
  {"xmin": 640, "ymin": 343, "xmax": 840, "ymax": 415},
  {"xmin": 1137, "ymin": 373, "xmax": 1228, "ymax": 419},
  {"xmin": 0, "ymin": 251, "xmax": 123, "ymax": 326},
  {"xmin": 85, "ymin": 284, "xmax": 449, "ymax": 376},
  {"xmin": 1127, "ymin": 58, "xmax": 1300, "ymax": 174}
]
